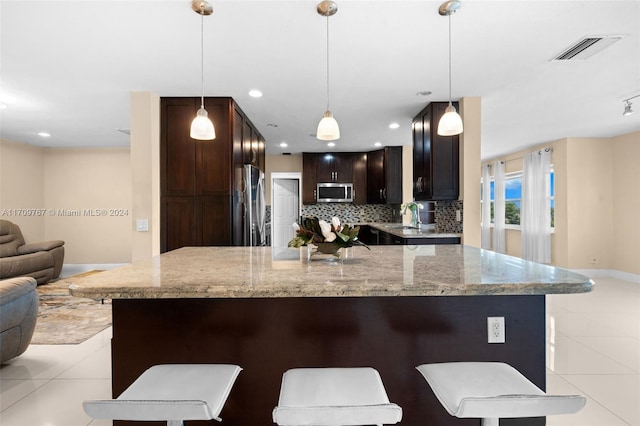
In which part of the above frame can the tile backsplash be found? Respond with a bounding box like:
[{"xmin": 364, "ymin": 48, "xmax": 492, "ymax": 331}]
[{"xmin": 267, "ymin": 200, "xmax": 464, "ymax": 233}]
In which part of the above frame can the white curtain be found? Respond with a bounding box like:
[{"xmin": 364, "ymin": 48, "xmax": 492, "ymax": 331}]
[
  {"xmin": 521, "ymin": 149, "xmax": 551, "ymax": 263},
  {"xmin": 481, "ymin": 164, "xmax": 491, "ymax": 249},
  {"xmin": 493, "ymin": 161, "xmax": 506, "ymax": 253}
]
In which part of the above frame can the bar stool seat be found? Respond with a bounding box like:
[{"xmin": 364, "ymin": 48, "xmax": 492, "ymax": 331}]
[
  {"xmin": 83, "ymin": 364, "xmax": 242, "ymax": 426},
  {"xmin": 416, "ymin": 362, "xmax": 585, "ymax": 426},
  {"xmin": 273, "ymin": 367, "xmax": 402, "ymax": 425}
]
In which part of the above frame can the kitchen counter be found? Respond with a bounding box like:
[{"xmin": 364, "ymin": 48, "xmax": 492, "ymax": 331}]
[
  {"xmin": 367, "ymin": 222, "xmax": 461, "ymax": 239},
  {"xmin": 78, "ymin": 246, "xmax": 592, "ymax": 426},
  {"xmin": 68, "ymin": 246, "xmax": 591, "ymax": 300}
]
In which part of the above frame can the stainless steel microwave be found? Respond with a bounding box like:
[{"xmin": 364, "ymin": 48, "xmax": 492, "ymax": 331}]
[{"xmin": 317, "ymin": 182, "xmax": 353, "ymax": 203}]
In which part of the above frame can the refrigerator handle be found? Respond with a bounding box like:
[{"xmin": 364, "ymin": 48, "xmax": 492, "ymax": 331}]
[{"xmin": 257, "ymin": 176, "xmax": 266, "ymax": 245}]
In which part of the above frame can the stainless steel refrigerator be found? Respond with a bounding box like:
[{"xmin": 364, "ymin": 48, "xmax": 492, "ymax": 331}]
[{"xmin": 243, "ymin": 164, "xmax": 266, "ymax": 246}]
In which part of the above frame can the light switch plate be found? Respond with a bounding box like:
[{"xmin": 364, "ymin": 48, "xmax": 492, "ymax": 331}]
[{"xmin": 136, "ymin": 219, "xmax": 149, "ymax": 232}]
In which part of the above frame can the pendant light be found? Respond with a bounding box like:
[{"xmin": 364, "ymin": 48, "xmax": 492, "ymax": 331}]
[
  {"xmin": 190, "ymin": 0, "xmax": 216, "ymax": 140},
  {"xmin": 316, "ymin": 1, "xmax": 340, "ymax": 141},
  {"xmin": 437, "ymin": 0, "xmax": 464, "ymax": 136}
]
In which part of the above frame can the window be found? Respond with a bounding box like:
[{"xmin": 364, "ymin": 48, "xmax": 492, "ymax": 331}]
[{"xmin": 481, "ymin": 169, "xmax": 554, "ymax": 229}]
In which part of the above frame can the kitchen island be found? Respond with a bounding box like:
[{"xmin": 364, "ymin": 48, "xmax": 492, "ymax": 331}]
[{"xmin": 70, "ymin": 246, "xmax": 592, "ymax": 426}]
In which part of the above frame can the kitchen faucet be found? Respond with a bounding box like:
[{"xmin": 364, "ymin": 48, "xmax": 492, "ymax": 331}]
[{"xmin": 402, "ymin": 202, "xmax": 423, "ymax": 228}]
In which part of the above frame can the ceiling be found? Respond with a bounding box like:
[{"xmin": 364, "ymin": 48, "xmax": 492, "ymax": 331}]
[{"xmin": 1, "ymin": 0, "xmax": 639, "ymax": 160}]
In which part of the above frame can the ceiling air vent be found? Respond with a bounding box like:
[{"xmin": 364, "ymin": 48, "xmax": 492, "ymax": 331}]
[{"xmin": 551, "ymin": 35, "xmax": 623, "ymax": 61}]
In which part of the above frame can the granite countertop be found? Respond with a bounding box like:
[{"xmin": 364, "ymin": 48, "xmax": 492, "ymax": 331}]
[
  {"xmin": 68, "ymin": 246, "xmax": 593, "ymax": 300},
  {"xmin": 366, "ymin": 222, "xmax": 461, "ymax": 239}
]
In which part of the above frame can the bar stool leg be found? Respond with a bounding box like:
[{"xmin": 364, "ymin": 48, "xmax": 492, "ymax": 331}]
[{"xmin": 482, "ymin": 418, "xmax": 499, "ymax": 426}]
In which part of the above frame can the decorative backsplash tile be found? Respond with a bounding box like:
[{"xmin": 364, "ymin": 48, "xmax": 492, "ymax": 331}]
[
  {"xmin": 301, "ymin": 203, "xmax": 399, "ymax": 224},
  {"xmin": 267, "ymin": 200, "xmax": 463, "ymax": 233},
  {"xmin": 435, "ymin": 200, "xmax": 463, "ymax": 233}
]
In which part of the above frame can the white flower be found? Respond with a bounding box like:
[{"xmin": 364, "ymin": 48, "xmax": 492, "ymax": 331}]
[
  {"xmin": 292, "ymin": 223, "xmax": 300, "ymax": 231},
  {"xmin": 319, "ymin": 220, "xmax": 337, "ymax": 242},
  {"xmin": 331, "ymin": 217, "xmax": 341, "ymax": 232}
]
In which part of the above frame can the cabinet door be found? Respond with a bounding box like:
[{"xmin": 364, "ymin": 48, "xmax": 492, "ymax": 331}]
[
  {"xmin": 200, "ymin": 196, "xmax": 231, "ymax": 246},
  {"xmin": 302, "ymin": 153, "xmax": 318, "ymax": 204},
  {"xmin": 197, "ymin": 99, "xmax": 231, "ymax": 196},
  {"xmin": 412, "ymin": 116, "xmax": 425, "ymax": 200},
  {"xmin": 332, "ymin": 153, "xmax": 353, "ymax": 183},
  {"xmin": 352, "ymin": 153, "xmax": 367, "ymax": 205},
  {"xmin": 161, "ymin": 98, "xmax": 197, "ymax": 197},
  {"xmin": 367, "ymin": 149, "xmax": 385, "ymax": 203},
  {"xmin": 315, "ymin": 153, "xmax": 335, "ymax": 182},
  {"xmin": 162, "ymin": 196, "xmax": 196, "ymax": 252},
  {"xmin": 384, "ymin": 147, "xmax": 403, "ymax": 204}
]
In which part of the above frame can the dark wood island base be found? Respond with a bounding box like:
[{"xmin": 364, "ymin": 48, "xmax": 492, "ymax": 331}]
[{"xmin": 112, "ymin": 295, "xmax": 545, "ymax": 426}]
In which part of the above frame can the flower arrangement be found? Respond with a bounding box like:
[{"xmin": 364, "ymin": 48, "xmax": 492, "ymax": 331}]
[
  {"xmin": 401, "ymin": 202, "xmax": 423, "ymax": 227},
  {"xmin": 288, "ymin": 216, "xmax": 369, "ymax": 251}
]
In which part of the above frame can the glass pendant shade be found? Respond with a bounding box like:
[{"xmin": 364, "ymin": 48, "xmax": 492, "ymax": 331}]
[
  {"xmin": 190, "ymin": 106, "xmax": 216, "ymax": 140},
  {"xmin": 437, "ymin": 103, "xmax": 463, "ymax": 136},
  {"xmin": 316, "ymin": 110, "xmax": 340, "ymax": 141}
]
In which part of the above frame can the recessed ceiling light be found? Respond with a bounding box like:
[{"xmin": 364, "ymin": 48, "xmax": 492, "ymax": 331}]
[
  {"xmin": 416, "ymin": 90, "xmax": 432, "ymax": 97},
  {"xmin": 38, "ymin": 132, "xmax": 51, "ymax": 137},
  {"xmin": 249, "ymin": 89, "xmax": 263, "ymax": 98},
  {"xmin": 389, "ymin": 123, "xmax": 400, "ymax": 129},
  {"xmin": 374, "ymin": 142, "xmax": 382, "ymax": 147},
  {"xmin": 327, "ymin": 142, "xmax": 336, "ymax": 147},
  {"xmin": 279, "ymin": 142, "xmax": 288, "ymax": 148}
]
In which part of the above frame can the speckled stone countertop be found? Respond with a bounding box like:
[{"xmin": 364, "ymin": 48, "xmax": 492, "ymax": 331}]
[
  {"xmin": 366, "ymin": 222, "xmax": 461, "ymax": 239},
  {"xmin": 68, "ymin": 246, "xmax": 593, "ymax": 300}
]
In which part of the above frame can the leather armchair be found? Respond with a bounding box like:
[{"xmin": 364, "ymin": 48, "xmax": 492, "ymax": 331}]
[
  {"xmin": 0, "ymin": 220, "xmax": 65, "ymax": 284},
  {"xmin": 0, "ymin": 277, "xmax": 38, "ymax": 363}
]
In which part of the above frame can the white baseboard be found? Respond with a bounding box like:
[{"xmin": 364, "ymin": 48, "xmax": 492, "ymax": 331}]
[
  {"xmin": 61, "ymin": 263, "xmax": 128, "ymax": 278},
  {"xmin": 570, "ymin": 268, "xmax": 640, "ymax": 284}
]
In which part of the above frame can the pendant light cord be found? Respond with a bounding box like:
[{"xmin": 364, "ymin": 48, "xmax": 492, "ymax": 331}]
[
  {"xmin": 448, "ymin": 13, "xmax": 452, "ymax": 106},
  {"xmin": 325, "ymin": 15, "xmax": 330, "ymax": 112},
  {"xmin": 200, "ymin": 6, "xmax": 205, "ymax": 109}
]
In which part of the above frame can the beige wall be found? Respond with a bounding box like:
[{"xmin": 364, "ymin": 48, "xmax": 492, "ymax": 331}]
[
  {"xmin": 611, "ymin": 132, "xmax": 640, "ymax": 275},
  {"xmin": 0, "ymin": 139, "xmax": 132, "ymax": 264},
  {"xmin": 264, "ymin": 154, "xmax": 303, "ymax": 205},
  {"xmin": 44, "ymin": 148, "xmax": 132, "ymax": 264},
  {"xmin": 460, "ymin": 97, "xmax": 482, "ymax": 248},
  {"xmin": 483, "ymin": 131, "xmax": 640, "ymax": 275},
  {"xmin": 0, "ymin": 139, "xmax": 46, "ymax": 242},
  {"xmin": 130, "ymin": 91, "xmax": 161, "ymax": 261}
]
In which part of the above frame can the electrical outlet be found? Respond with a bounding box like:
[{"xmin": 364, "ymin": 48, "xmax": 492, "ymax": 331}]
[{"xmin": 487, "ymin": 317, "xmax": 505, "ymax": 344}]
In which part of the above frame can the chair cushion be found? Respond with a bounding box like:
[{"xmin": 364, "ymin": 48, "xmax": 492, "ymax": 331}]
[
  {"xmin": 416, "ymin": 362, "xmax": 586, "ymax": 419},
  {"xmin": 272, "ymin": 367, "xmax": 402, "ymax": 425},
  {"xmin": 83, "ymin": 364, "xmax": 242, "ymax": 421}
]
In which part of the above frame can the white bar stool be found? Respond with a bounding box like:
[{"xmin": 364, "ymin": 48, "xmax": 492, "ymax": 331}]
[
  {"xmin": 272, "ymin": 367, "xmax": 402, "ymax": 426},
  {"xmin": 416, "ymin": 362, "xmax": 585, "ymax": 426},
  {"xmin": 83, "ymin": 364, "xmax": 242, "ymax": 426}
]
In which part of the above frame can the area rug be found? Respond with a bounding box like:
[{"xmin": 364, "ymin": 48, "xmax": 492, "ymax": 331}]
[{"xmin": 31, "ymin": 270, "xmax": 112, "ymax": 345}]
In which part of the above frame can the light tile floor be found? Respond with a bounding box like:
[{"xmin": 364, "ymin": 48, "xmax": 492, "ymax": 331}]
[{"xmin": 1, "ymin": 275, "xmax": 638, "ymax": 425}]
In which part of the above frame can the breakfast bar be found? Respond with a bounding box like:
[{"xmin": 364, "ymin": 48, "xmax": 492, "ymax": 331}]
[{"xmin": 69, "ymin": 246, "xmax": 592, "ymax": 426}]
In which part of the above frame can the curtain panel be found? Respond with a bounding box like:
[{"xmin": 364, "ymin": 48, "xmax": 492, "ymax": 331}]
[{"xmin": 521, "ymin": 149, "xmax": 551, "ymax": 263}]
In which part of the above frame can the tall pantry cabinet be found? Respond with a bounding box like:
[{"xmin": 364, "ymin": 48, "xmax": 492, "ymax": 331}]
[{"xmin": 160, "ymin": 97, "xmax": 265, "ymax": 252}]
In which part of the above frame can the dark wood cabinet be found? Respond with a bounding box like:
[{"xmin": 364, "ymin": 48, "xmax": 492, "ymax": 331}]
[
  {"xmin": 351, "ymin": 153, "xmax": 368, "ymax": 205},
  {"xmin": 314, "ymin": 153, "xmax": 353, "ymax": 183},
  {"xmin": 160, "ymin": 97, "xmax": 264, "ymax": 252},
  {"xmin": 302, "ymin": 152, "xmax": 364, "ymax": 204},
  {"xmin": 413, "ymin": 102, "xmax": 460, "ymax": 201},
  {"xmin": 303, "ymin": 148, "xmax": 401, "ymax": 205},
  {"xmin": 366, "ymin": 146, "xmax": 403, "ymax": 204}
]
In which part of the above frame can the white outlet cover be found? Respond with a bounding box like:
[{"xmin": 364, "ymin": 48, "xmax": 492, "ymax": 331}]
[{"xmin": 487, "ymin": 316, "xmax": 506, "ymax": 344}]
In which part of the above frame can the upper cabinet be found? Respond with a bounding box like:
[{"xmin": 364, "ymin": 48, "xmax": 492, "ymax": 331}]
[
  {"xmin": 160, "ymin": 97, "xmax": 265, "ymax": 252},
  {"xmin": 315, "ymin": 153, "xmax": 353, "ymax": 183},
  {"xmin": 302, "ymin": 148, "xmax": 401, "ymax": 205},
  {"xmin": 412, "ymin": 102, "xmax": 460, "ymax": 201},
  {"xmin": 302, "ymin": 152, "xmax": 364, "ymax": 204},
  {"xmin": 366, "ymin": 147, "xmax": 402, "ymax": 204}
]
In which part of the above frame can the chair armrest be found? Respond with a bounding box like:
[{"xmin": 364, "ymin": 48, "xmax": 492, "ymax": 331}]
[
  {"xmin": 0, "ymin": 277, "xmax": 37, "ymax": 304},
  {"xmin": 18, "ymin": 240, "xmax": 65, "ymax": 254}
]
